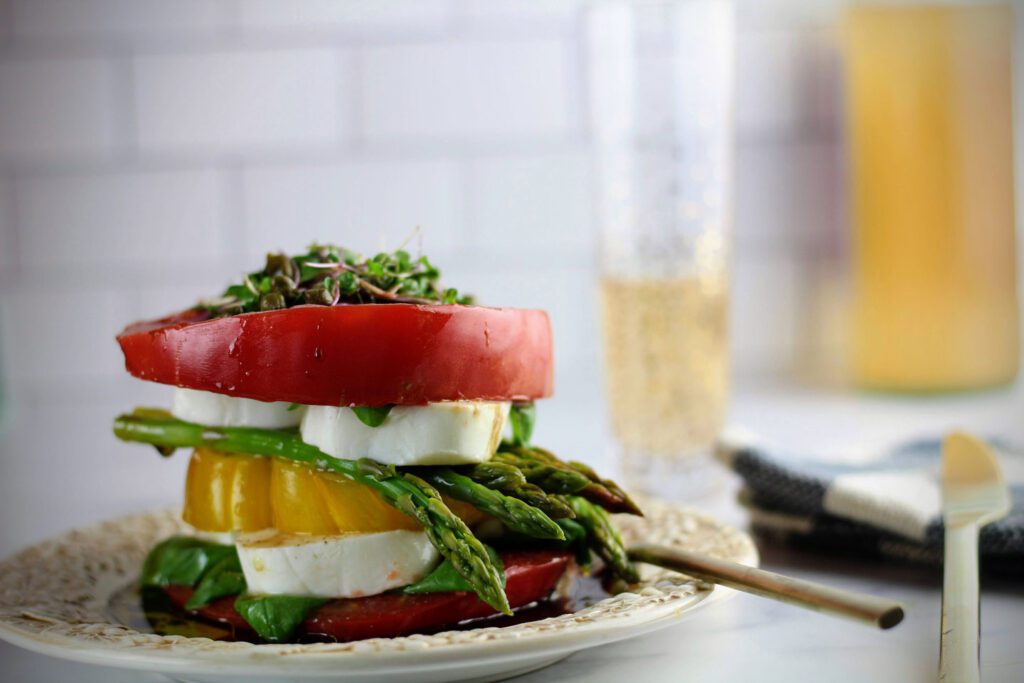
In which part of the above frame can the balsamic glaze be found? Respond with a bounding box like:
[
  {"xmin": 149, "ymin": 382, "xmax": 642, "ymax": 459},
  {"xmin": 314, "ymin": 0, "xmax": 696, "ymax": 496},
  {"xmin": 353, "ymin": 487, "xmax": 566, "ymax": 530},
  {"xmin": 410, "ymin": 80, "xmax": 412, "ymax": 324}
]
[{"xmin": 108, "ymin": 573, "xmax": 612, "ymax": 645}]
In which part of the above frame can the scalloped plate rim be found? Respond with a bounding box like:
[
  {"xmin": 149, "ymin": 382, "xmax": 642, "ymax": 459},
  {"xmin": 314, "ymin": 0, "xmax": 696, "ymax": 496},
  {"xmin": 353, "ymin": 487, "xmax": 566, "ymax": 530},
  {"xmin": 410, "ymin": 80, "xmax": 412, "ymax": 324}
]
[
  {"xmin": 0, "ymin": 589, "xmax": 725, "ymax": 677},
  {"xmin": 0, "ymin": 501, "xmax": 758, "ymax": 680}
]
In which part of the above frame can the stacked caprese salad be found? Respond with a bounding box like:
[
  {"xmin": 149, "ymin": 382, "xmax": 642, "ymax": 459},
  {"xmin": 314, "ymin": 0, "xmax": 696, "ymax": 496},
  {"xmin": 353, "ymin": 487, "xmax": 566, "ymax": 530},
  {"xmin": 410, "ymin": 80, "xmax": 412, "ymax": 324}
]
[{"xmin": 113, "ymin": 244, "xmax": 640, "ymax": 643}]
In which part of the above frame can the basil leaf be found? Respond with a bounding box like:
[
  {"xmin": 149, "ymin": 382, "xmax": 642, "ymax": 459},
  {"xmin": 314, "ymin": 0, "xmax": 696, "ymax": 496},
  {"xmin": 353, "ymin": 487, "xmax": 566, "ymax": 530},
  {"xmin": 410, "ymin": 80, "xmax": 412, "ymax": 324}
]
[
  {"xmin": 509, "ymin": 403, "xmax": 536, "ymax": 447},
  {"xmin": 351, "ymin": 405, "xmax": 394, "ymax": 427},
  {"xmin": 141, "ymin": 537, "xmax": 235, "ymax": 587},
  {"xmin": 403, "ymin": 546, "xmax": 505, "ymax": 595},
  {"xmin": 286, "ymin": 402, "xmax": 302, "ymax": 412},
  {"xmin": 234, "ymin": 595, "xmax": 327, "ymax": 642},
  {"xmin": 185, "ymin": 554, "xmax": 247, "ymax": 610}
]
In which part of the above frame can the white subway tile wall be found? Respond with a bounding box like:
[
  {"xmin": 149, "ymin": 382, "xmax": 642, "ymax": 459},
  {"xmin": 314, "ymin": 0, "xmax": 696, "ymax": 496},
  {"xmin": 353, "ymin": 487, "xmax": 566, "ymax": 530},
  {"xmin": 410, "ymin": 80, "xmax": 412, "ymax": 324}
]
[
  {"xmin": 9, "ymin": 0, "xmax": 228, "ymax": 39},
  {"xmin": 0, "ymin": 0, "xmax": 1020, "ymax": 555},
  {"xmin": 2, "ymin": 288, "xmax": 129, "ymax": 384},
  {"xmin": 238, "ymin": 0, "xmax": 455, "ymax": 34},
  {"xmin": 0, "ymin": 57, "xmax": 118, "ymax": 161},
  {"xmin": 360, "ymin": 40, "xmax": 574, "ymax": 144},
  {"xmin": 242, "ymin": 159, "xmax": 465, "ymax": 258},
  {"xmin": 17, "ymin": 168, "xmax": 228, "ymax": 268},
  {"xmin": 467, "ymin": 151, "xmax": 592, "ymax": 253},
  {"xmin": 134, "ymin": 49, "xmax": 345, "ymax": 155},
  {"xmin": 0, "ymin": 395, "xmax": 192, "ymax": 557}
]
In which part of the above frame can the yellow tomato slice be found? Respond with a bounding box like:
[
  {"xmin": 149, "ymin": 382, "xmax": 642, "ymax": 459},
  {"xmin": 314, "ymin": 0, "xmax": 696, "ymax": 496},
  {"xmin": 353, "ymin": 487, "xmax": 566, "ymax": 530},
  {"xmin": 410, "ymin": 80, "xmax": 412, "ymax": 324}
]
[
  {"xmin": 269, "ymin": 459, "xmax": 341, "ymax": 535},
  {"xmin": 183, "ymin": 449, "xmax": 488, "ymax": 534},
  {"xmin": 182, "ymin": 448, "xmax": 272, "ymax": 532},
  {"xmin": 313, "ymin": 471, "xmax": 421, "ymax": 532}
]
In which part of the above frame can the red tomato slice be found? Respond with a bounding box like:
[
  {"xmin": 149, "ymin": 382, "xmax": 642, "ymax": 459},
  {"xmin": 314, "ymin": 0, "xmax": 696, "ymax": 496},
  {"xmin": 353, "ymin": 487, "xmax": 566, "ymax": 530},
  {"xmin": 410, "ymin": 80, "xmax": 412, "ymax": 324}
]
[
  {"xmin": 165, "ymin": 549, "xmax": 571, "ymax": 642},
  {"xmin": 118, "ymin": 304, "xmax": 553, "ymax": 406}
]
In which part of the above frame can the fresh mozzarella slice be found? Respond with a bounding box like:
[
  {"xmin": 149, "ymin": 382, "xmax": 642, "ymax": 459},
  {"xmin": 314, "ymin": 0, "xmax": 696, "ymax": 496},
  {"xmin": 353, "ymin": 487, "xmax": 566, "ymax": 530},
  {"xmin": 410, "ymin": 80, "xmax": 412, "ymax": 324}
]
[
  {"xmin": 301, "ymin": 401, "xmax": 510, "ymax": 466},
  {"xmin": 187, "ymin": 526, "xmax": 237, "ymax": 546},
  {"xmin": 171, "ymin": 387, "xmax": 302, "ymax": 429},
  {"xmin": 236, "ymin": 529, "xmax": 439, "ymax": 598}
]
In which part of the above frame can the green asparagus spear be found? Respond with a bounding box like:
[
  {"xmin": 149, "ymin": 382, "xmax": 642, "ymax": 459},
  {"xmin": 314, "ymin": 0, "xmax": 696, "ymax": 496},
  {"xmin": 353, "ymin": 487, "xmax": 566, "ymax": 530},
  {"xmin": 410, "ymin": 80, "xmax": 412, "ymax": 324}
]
[
  {"xmin": 567, "ymin": 495, "xmax": 639, "ymax": 584},
  {"xmin": 495, "ymin": 447, "xmax": 641, "ymax": 515},
  {"xmin": 563, "ymin": 457, "xmax": 643, "ymax": 517},
  {"xmin": 421, "ymin": 468, "xmax": 565, "ymax": 540},
  {"xmin": 525, "ymin": 447, "xmax": 640, "ymax": 514},
  {"xmin": 492, "ymin": 449, "xmax": 591, "ymax": 494},
  {"xmin": 462, "ymin": 461, "xmax": 575, "ymax": 519},
  {"xmin": 113, "ymin": 410, "xmax": 511, "ymax": 615}
]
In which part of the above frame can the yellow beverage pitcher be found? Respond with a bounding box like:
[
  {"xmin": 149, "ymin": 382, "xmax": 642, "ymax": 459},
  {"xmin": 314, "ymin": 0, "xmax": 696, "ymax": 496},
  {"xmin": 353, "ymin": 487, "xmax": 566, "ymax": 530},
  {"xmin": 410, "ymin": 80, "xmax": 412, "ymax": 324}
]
[{"xmin": 843, "ymin": 3, "xmax": 1019, "ymax": 391}]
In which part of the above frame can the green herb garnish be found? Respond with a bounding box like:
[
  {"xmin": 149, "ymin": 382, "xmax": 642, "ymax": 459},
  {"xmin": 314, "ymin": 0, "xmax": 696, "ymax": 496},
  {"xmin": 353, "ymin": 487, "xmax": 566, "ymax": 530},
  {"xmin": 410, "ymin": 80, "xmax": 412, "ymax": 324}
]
[
  {"xmin": 351, "ymin": 405, "xmax": 394, "ymax": 428},
  {"xmin": 201, "ymin": 244, "xmax": 474, "ymax": 318}
]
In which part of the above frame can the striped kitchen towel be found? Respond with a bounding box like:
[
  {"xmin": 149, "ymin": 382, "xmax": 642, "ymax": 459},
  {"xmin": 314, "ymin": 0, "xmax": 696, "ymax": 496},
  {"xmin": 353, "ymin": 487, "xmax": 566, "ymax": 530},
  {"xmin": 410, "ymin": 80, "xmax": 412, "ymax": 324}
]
[{"xmin": 716, "ymin": 433, "xmax": 1024, "ymax": 575}]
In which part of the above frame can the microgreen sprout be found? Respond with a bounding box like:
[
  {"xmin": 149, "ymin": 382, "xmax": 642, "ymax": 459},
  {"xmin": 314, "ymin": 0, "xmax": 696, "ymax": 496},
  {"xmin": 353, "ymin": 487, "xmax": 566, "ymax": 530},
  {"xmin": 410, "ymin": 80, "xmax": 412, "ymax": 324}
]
[{"xmin": 199, "ymin": 244, "xmax": 474, "ymax": 318}]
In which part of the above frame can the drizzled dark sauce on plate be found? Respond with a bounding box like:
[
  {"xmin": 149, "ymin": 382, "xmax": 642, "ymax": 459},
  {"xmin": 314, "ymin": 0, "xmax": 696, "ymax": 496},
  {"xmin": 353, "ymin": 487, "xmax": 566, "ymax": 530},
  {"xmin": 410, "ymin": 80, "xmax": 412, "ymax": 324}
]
[{"xmin": 108, "ymin": 573, "xmax": 611, "ymax": 645}]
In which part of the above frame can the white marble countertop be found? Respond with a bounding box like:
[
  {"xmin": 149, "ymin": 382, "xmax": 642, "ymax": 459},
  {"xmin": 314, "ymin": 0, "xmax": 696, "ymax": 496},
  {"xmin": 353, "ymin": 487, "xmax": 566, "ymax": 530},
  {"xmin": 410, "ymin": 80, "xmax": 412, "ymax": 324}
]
[{"xmin": 2, "ymin": 380, "xmax": 1022, "ymax": 682}]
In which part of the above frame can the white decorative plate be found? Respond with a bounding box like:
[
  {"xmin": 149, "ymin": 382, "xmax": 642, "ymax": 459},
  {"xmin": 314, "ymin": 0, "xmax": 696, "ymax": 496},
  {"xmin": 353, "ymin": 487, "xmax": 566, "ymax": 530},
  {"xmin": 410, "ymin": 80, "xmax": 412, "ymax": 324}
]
[{"xmin": 0, "ymin": 500, "xmax": 757, "ymax": 683}]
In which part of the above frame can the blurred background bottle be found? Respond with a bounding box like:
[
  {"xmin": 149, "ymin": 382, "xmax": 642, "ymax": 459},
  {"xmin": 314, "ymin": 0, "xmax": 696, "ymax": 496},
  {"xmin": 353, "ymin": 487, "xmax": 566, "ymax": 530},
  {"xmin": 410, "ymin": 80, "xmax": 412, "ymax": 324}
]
[
  {"xmin": 843, "ymin": 3, "xmax": 1020, "ymax": 392},
  {"xmin": 586, "ymin": 0, "xmax": 735, "ymax": 499}
]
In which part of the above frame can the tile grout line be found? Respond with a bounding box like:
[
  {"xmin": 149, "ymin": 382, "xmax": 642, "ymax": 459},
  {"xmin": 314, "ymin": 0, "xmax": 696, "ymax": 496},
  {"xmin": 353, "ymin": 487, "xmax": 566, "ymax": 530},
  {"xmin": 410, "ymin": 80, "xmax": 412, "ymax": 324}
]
[
  {"xmin": 109, "ymin": 42, "xmax": 139, "ymax": 163},
  {"xmin": 0, "ymin": 138, "xmax": 596, "ymax": 177},
  {"xmin": 0, "ymin": 27, "xmax": 577, "ymax": 62}
]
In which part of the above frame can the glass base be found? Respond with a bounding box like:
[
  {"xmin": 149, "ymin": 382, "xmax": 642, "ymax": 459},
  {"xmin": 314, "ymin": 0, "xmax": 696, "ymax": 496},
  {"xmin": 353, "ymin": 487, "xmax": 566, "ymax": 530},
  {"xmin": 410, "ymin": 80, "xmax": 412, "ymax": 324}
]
[{"xmin": 620, "ymin": 448, "xmax": 727, "ymax": 503}]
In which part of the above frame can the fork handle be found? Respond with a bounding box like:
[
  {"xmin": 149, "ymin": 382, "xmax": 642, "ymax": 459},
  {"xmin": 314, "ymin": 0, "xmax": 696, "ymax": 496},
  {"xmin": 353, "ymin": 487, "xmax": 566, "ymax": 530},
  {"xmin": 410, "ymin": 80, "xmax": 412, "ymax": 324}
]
[
  {"xmin": 628, "ymin": 544, "xmax": 904, "ymax": 628},
  {"xmin": 940, "ymin": 522, "xmax": 981, "ymax": 683}
]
